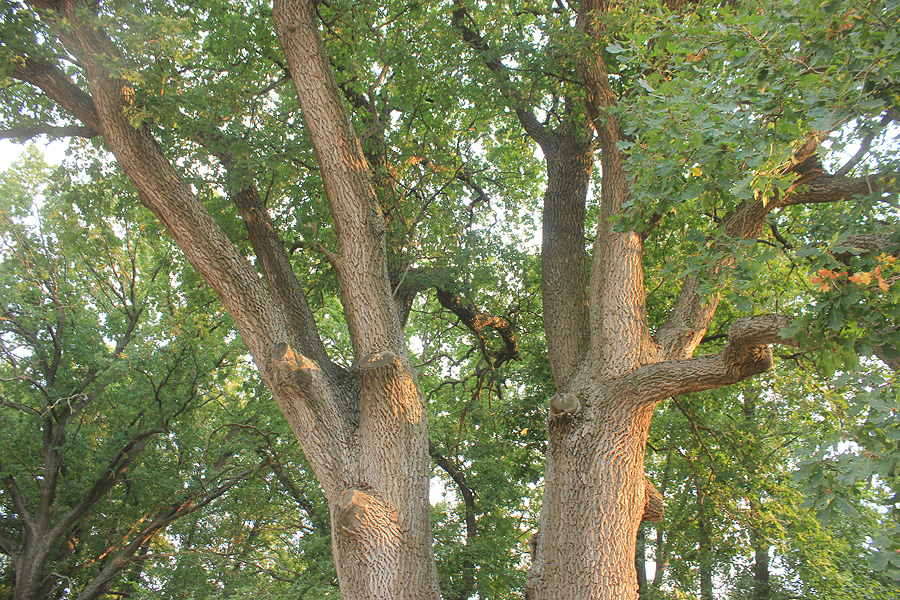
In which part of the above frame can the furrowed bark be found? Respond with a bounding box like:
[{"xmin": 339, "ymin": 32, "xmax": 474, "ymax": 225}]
[
  {"xmin": 527, "ymin": 4, "xmax": 660, "ymax": 598},
  {"xmin": 19, "ymin": 1, "xmax": 439, "ymax": 597},
  {"xmin": 578, "ymin": 0, "xmax": 654, "ymax": 374},
  {"xmin": 274, "ymin": 1, "xmax": 439, "ymax": 597},
  {"xmin": 273, "ymin": 0, "xmax": 401, "ymax": 357},
  {"xmin": 528, "ymin": 3, "xmax": 795, "ymax": 599},
  {"xmin": 452, "ymin": 0, "xmax": 593, "ymax": 388},
  {"xmin": 541, "ymin": 129, "xmax": 594, "ymax": 388}
]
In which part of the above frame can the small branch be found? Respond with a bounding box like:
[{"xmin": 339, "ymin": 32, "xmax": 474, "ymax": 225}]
[
  {"xmin": 834, "ymin": 110, "xmax": 897, "ymax": 178},
  {"xmin": 451, "ymin": 0, "xmax": 548, "ymax": 147},
  {"xmin": 0, "ymin": 397, "xmax": 41, "ymax": 416},
  {"xmin": 769, "ymin": 222, "xmax": 793, "ymax": 250},
  {"xmin": 429, "ymin": 441, "xmax": 476, "ymax": 600}
]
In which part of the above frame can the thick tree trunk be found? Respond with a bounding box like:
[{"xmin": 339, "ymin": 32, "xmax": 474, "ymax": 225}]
[
  {"xmin": 272, "ymin": 1, "xmax": 440, "ymax": 595},
  {"xmin": 524, "ymin": 3, "xmax": 792, "ymax": 597},
  {"xmin": 527, "ymin": 383, "xmax": 657, "ymax": 599},
  {"xmin": 20, "ymin": 1, "xmax": 441, "ymax": 598}
]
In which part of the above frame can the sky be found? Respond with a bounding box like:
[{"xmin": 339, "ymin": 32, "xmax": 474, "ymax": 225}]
[{"xmin": 1, "ymin": 138, "xmax": 69, "ymax": 171}]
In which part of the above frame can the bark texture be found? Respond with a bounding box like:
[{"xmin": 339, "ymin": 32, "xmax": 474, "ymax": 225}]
[
  {"xmin": 524, "ymin": 1, "xmax": 868, "ymax": 598},
  {"xmin": 16, "ymin": 1, "xmax": 441, "ymax": 598}
]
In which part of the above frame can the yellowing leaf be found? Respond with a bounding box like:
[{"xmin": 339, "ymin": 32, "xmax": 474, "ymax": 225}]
[{"xmin": 848, "ymin": 272, "xmax": 872, "ymax": 285}]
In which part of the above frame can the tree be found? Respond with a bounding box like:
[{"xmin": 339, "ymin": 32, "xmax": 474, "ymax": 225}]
[
  {"xmin": 0, "ymin": 148, "xmax": 264, "ymax": 600},
  {"xmin": 2, "ymin": 1, "xmax": 898, "ymax": 599},
  {"xmin": 641, "ymin": 370, "xmax": 897, "ymax": 600},
  {"xmin": 450, "ymin": 1, "xmax": 898, "ymax": 597}
]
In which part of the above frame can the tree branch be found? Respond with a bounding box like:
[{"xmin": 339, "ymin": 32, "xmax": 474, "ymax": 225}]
[
  {"xmin": 450, "ymin": 1, "xmax": 548, "ymax": 147},
  {"xmin": 8, "ymin": 57, "xmax": 101, "ymax": 135},
  {"xmin": 0, "ymin": 124, "xmax": 98, "ymax": 140},
  {"xmin": 47, "ymin": 429, "xmax": 162, "ymax": 552},
  {"xmin": 75, "ymin": 464, "xmax": 259, "ymax": 600},
  {"xmin": 776, "ymin": 172, "xmax": 900, "ymax": 207},
  {"xmin": 429, "ymin": 442, "xmax": 476, "ymax": 600},
  {"xmin": 274, "ymin": 0, "xmax": 404, "ymax": 357},
  {"xmin": 201, "ymin": 134, "xmax": 332, "ymax": 367},
  {"xmin": 258, "ymin": 443, "xmax": 329, "ymax": 535},
  {"xmin": 24, "ymin": 1, "xmax": 291, "ymax": 366},
  {"xmin": 0, "ymin": 457, "xmax": 33, "ymax": 527},
  {"xmin": 436, "ymin": 288, "xmax": 519, "ymax": 370},
  {"xmin": 834, "ymin": 110, "xmax": 897, "ymax": 178},
  {"xmin": 629, "ymin": 315, "xmax": 793, "ymax": 404}
]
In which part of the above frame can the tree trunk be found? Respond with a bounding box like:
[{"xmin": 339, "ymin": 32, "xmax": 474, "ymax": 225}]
[
  {"xmin": 19, "ymin": 1, "xmax": 442, "ymax": 597},
  {"xmin": 527, "ymin": 384, "xmax": 657, "ymax": 599},
  {"xmin": 635, "ymin": 526, "xmax": 648, "ymax": 597},
  {"xmin": 751, "ymin": 529, "xmax": 771, "ymax": 600},
  {"xmin": 523, "ymin": 3, "xmax": 792, "ymax": 597},
  {"xmin": 272, "ymin": 1, "xmax": 440, "ymax": 595},
  {"xmin": 698, "ymin": 518, "xmax": 714, "ymax": 600}
]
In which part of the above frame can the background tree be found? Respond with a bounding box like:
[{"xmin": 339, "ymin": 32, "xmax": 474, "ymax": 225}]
[
  {"xmin": 0, "ymin": 148, "xmax": 265, "ymax": 600},
  {"xmin": 642, "ymin": 371, "xmax": 897, "ymax": 600}
]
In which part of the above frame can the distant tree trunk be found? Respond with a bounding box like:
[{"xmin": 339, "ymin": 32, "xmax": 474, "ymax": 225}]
[
  {"xmin": 652, "ymin": 526, "xmax": 668, "ymax": 590},
  {"xmin": 698, "ymin": 518, "xmax": 714, "ymax": 600},
  {"xmin": 636, "ymin": 526, "xmax": 648, "ymax": 596},
  {"xmin": 751, "ymin": 529, "xmax": 772, "ymax": 600}
]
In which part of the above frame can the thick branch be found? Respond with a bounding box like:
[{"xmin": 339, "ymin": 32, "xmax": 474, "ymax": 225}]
[
  {"xmin": 629, "ymin": 315, "xmax": 792, "ymax": 404},
  {"xmin": 47, "ymin": 429, "xmax": 162, "ymax": 550},
  {"xmin": 9, "ymin": 58, "xmax": 101, "ymax": 134},
  {"xmin": 0, "ymin": 529, "xmax": 20, "ymax": 555},
  {"xmin": 219, "ymin": 153, "xmax": 331, "ymax": 366},
  {"xmin": 0, "ymin": 457, "xmax": 33, "ymax": 527},
  {"xmin": 436, "ymin": 288, "xmax": 519, "ymax": 369},
  {"xmin": 541, "ymin": 131, "xmax": 593, "ymax": 388},
  {"xmin": 274, "ymin": 0, "xmax": 403, "ymax": 357},
  {"xmin": 577, "ymin": 0, "xmax": 654, "ymax": 376},
  {"xmin": 0, "ymin": 124, "xmax": 98, "ymax": 140},
  {"xmin": 25, "ymin": 1, "xmax": 289, "ymax": 364},
  {"xmin": 657, "ymin": 122, "xmax": 896, "ymax": 361},
  {"xmin": 776, "ymin": 172, "xmax": 900, "ymax": 207}
]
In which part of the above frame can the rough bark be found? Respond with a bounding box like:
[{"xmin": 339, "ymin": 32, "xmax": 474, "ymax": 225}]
[
  {"xmin": 17, "ymin": 1, "xmax": 441, "ymax": 598},
  {"xmin": 272, "ymin": 2, "xmax": 439, "ymax": 595},
  {"xmin": 525, "ymin": 2, "xmax": 801, "ymax": 598}
]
